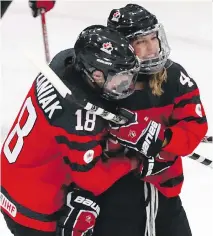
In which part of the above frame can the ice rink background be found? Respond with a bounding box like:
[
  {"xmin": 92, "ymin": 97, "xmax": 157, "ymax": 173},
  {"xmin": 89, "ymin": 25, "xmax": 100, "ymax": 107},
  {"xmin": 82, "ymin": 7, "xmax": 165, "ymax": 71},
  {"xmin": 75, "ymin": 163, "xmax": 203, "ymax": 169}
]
[{"xmin": 0, "ymin": 1, "xmax": 213, "ymax": 235}]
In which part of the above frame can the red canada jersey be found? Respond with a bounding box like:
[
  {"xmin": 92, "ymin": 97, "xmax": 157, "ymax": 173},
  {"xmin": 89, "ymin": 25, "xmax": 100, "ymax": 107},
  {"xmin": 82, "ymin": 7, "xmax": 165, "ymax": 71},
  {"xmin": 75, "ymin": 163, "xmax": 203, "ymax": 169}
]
[
  {"xmin": 118, "ymin": 61, "xmax": 208, "ymax": 197},
  {"xmin": 0, "ymin": 49, "xmax": 132, "ymax": 231}
]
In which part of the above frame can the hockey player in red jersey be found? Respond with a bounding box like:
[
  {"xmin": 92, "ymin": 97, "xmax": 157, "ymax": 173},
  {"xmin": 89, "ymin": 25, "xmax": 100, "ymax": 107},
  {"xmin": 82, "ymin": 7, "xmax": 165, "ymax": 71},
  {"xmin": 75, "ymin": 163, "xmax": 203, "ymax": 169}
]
[
  {"xmin": 2, "ymin": 2, "xmax": 208, "ymax": 236},
  {"xmin": 0, "ymin": 25, "xmax": 141, "ymax": 236},
  {"xmin": 91, "ymin": 4, "xmax": 208, "ymax": 236}
]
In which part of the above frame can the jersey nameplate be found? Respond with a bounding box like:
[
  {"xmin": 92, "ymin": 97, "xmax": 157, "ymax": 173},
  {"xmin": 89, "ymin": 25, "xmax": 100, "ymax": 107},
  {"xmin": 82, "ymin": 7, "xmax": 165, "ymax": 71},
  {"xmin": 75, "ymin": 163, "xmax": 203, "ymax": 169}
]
[{"xmin": 36, "ymin": 73, "xmax": 63, "ymax": 120}]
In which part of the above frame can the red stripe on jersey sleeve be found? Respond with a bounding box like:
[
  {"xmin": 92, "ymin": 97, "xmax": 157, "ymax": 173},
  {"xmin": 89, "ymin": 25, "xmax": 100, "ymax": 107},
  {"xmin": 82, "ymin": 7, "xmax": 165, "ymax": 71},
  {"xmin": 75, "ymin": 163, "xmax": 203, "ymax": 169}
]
[
  {"xmin": 55, "ymin": 127, "xmax": 106, "ymax": 143},
  {"xmin": 61, "ymin": 143, "xmax": 103, "ymax": 165},
  {"xmin": 71, "ymin": 157, "xmax": 132, "ymax": 195},
  {"xmin": 172, "ymin": 103, "xmax": 206, "ymax": 120},
  {"xmin": 174, "ymin": 88, "xmax": 200, "ymax": 104},
  {"xmin": 163, "ymin": 121, "xmax": 207, "ymax": 156},
  {"xmin": 58, "ymin": 133, "xmax": 133, "ymax": 195}
]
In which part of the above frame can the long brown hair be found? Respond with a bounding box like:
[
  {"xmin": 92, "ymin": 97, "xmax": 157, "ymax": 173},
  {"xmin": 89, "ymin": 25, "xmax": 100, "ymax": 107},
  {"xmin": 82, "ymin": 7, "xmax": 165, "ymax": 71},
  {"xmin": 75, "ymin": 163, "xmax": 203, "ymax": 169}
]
[{"xmin": 149, "ymin": 68, "xmax": 167, "ymax": 96}]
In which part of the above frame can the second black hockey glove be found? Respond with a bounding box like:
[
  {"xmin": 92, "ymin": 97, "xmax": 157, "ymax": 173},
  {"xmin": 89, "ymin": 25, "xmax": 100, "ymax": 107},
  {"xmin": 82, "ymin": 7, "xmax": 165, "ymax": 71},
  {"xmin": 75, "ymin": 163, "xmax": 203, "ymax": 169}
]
[
  {"xmin": 56, "ymin": 188, "xmax": 99, "ymax": 236},
  {"xmin": 110, "ymin": 108, "xmax": 166, "ymax": 158}
]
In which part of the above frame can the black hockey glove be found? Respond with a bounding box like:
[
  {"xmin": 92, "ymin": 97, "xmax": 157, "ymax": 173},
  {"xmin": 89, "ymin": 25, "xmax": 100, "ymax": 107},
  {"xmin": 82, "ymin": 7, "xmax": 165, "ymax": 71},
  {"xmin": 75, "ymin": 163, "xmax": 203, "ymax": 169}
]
[
  {"xmin": 109, "ymin": 108, "xmax": 166, "ymax": 158},
  {"xmin": 56, "ymin": 188, "xmax": 99, "ymax": 236},
  {"xmin": 131, "ymin": 152, "xmax": 176, "ymax": 178}
]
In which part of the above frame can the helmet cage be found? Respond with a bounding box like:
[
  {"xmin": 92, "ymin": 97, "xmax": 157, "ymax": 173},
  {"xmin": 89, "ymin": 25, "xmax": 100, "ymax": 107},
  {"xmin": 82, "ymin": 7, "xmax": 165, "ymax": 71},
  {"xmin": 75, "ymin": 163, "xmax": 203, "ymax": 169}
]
[
  {"xmin": 127, "ymin": 23, "xmax": 171, "ymax": 74},
  {"xmin": 82, "ymin": 60, "xmax": 140, "ymax": 100}
]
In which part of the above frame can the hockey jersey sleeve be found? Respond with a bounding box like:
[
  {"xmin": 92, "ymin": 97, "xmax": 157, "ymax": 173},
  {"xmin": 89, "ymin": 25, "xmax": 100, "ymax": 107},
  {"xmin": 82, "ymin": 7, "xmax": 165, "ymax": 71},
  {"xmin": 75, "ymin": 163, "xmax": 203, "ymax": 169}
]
[
  {"xmin": 55, "ymin": 127, "xmax": 132, "ymax": 196},
  {"xmin": 50, "ymin": 97, "xmax": 134, "ymax": 196},
  {"xmin": 163, "ymin": 64, "xmax": 208, "ymax": 156}
]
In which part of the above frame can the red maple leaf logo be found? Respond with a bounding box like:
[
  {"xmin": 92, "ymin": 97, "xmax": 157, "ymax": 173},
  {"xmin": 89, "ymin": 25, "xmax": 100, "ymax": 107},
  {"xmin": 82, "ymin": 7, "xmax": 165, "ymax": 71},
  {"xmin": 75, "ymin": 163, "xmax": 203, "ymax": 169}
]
[{"xmin": 103, "ymin": 42, "xmax": 112, "ymax": 49}]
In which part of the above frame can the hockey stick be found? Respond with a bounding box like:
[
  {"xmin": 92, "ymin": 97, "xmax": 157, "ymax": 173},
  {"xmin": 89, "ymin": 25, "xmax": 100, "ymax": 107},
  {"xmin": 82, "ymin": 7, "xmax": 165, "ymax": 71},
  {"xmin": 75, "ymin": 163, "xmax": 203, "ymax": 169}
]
[
  {"xmin": 27, "ymin": 55, "xmax": 213, "ymax": 169},
  {"xmin": 40, "ymin": 9, "xmax": 50, "ymax": 63},
  {"xmin": 1, "ymin": 0, "xmax": 13, "ymax": 18},
  {"xmin": 27, "ymin": 54, "xmax": 130, "ymax": 125},
  {"xmin": 201, "ymin": 135, "xmax": 212, "ymax": 144},
  {"xmin": 187, "ymin": 153, "xmax": 213, "ymax": 169}
]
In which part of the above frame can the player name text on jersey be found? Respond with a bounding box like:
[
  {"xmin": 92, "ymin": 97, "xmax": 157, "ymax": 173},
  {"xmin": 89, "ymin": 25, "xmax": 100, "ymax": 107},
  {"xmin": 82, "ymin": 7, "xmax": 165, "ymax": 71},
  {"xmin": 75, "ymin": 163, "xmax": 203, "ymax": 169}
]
[{"xmin": 36, "ymin": 73, "xmax": 62, "ymax": 119}]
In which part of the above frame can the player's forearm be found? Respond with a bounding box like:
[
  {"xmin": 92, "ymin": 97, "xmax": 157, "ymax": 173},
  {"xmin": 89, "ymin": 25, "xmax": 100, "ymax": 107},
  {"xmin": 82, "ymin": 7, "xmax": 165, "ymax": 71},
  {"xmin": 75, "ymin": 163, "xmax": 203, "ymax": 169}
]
[
  {"xmin": 162, "ymin": 122, "xmax": 208, "ymax": 156},
  {"xmin": 71, "ymin": 157, "xmax": 135, "ymax": 196}
]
